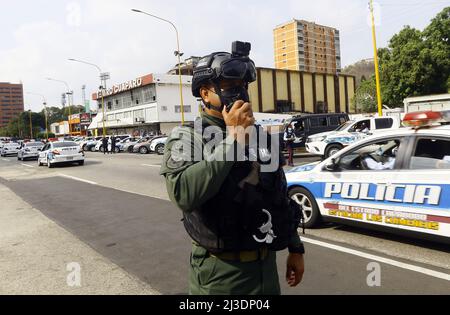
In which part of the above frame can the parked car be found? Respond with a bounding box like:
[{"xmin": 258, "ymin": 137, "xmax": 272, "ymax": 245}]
[
  {"xmin": 94, "ymin": 136, "xmax": 121, "ymax": 153},
  {"xmin": 280, "ymin": 113, "xmax": 350, "ymax": 150},
  {"xmin": 128, "ymin": 136, "xmax": 150, "ymax": 153},
  {"xmin": 117, "ymin": 137, "xmax": 139, "ymax": 152},
  {"xmin": 306, "ymin": 116, "xmax": 401, "ymax": 159},
  {"xmin": 17, "ymin": 141, "xmax": 45, "ymax": 160},
  {"xmin": 84, "ymin": 137, "xmax": 103, "ymax": 152},
  {"xmin": 133, "ymin": 136, "xmax": 165, "ymax": 154},
  {"xmin": 149, "ymin": 136, "xmax": 168, "ymax": 155},
  {"xmin": 37, "ymin": 141, "xmax": 84, "ymax": 168},
  {"xmin": 0, "ymin": 142, "xmax": 21, "ymax": 157}
]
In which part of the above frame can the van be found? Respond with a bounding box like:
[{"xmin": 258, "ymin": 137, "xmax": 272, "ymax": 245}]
[{"xmin": 281, "ymin": 113, "xmax": 350, "ymax": 150}]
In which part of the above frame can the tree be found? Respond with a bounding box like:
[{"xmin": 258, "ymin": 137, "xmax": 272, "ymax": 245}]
[
  {"xmin": 378, "ymin": 7, "xmax": 450, "ymax": 106},
  {"xmin": 352, "ymin": 76, "xmax": 377, "ymax": 113}
]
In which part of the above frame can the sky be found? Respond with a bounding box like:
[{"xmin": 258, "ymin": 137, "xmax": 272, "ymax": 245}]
[{"xmin": 0, "ymin": 0, "xmax": 448, "ymax": 112}]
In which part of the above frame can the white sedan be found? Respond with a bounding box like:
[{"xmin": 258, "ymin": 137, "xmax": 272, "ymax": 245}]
[
  {"xmin": 38, "ymin": 141, "xmax": 85, "ymax": 168},
  {"xmin": 0, "ymin": 143, "xmax": 21, "ymax": 157},
  {"xmin": 18, "ymin": 141, "xmax": 45, "ymax": 160}
]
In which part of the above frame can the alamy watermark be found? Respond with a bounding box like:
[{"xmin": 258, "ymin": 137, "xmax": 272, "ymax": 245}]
[
  {"xmin": 366, "ymin": 262, "xmax": 381, "ymax": 287},
  {"xmin": 66, "ymin": 262, "xmax": 81, "ymax": 287},
  {"xmin": 170, "ymin": 121, "xmax": 282, "ymax": 173}
]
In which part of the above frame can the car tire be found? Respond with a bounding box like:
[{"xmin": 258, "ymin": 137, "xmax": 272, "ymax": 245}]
[
  {"xmin": 47, "ymin": 161, "xmax": 53, "ymax": 168},
  {"xmin": 17, "ymin": 155, "xmax": 21, "ymax": 161},
  {"xmin": 82, "ymin": 144, "xmax": 87, "ymax": 151},
  {"xmin": 90, "ymin": 146, "xmax": 96, "ymax": 152},
  {"xmin": 139, "ymin": 146, "xmax": 148, "ymax": 154},
  {"xmin": 37, "ymin": 159, "xmax": 43, "ymax": 166},
  {"xmin": 325, "ymin": 144, "xmax": 343, "ymax": 159},
  {"xmin": 115, "ymin": 147, "xmax": 120, "ymax": 154},
  {"xmin": 155, "ymin": 144, "xmax": 165, "ymax": 155},
  {"xmin": 99, "ymin": 146, "xmax": 104, "ymax": 153},
  {"xmin": 288, "ymin": 187, "xmax": 321, "ymax": 228},
  {"xmin": 127, "ymin": 146, "xmax": 134, "ymax": 153}
]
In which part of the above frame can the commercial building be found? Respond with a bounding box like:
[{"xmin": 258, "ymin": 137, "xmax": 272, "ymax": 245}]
[
  {"xmin": 0, "ymin": 82, "xmax": 24, "ymax": 128},
  {"xmin": 89, "ymin": 73, "xmax": 200, "ymax": 136},
  {"xmin": 274, "ymin": 19, "xmax": 341, "ymax": 74},
  {"xmin": 248, "ymin": 67, "xmax": 355, "ymax": 114},
  {"xmin": 50, "ymin": 121, "xmax": 69, "ymax": 137},
  {"xmin": 68, "ymin": 113, "xmax": 92, "ymax": 136}
]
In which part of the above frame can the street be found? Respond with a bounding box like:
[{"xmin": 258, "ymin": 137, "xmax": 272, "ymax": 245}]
[{"xmin": 0, "ymin": 152, "xmax": 448, "ymax": 294}]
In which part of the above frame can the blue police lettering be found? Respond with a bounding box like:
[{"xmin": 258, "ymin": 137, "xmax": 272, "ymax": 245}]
[{"xmin": 324, "ymin": 183, "xmax": 441, "ymax": 205}]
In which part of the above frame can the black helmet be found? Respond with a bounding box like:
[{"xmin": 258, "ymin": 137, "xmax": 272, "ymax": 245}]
[{"xmin": 192, "ymin": 41, "xmax": 257, "ymax": 98}]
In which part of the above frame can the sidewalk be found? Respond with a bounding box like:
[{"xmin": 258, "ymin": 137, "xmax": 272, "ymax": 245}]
[{"xmin": 0, "ymin": 182, "xmax": 159, "ymax": 295}]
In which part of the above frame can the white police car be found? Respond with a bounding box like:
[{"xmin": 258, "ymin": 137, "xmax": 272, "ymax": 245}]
[
  {"xmin": 306, "ymin": 116, "xmax": 401, "ymax": 159},
  {"xmin": 37, "ymin": 141, "xmax": 85, "ymax": 168},
  {"xmin": 286, "ymin": 111, "xmax": 450, "ymax": 243}
]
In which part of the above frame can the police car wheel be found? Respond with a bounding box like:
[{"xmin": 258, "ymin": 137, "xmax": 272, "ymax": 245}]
[
  {"xmin": 289, "ymin": 187, "xmax": 321, "ymax": 228},
  {"xmin": 140, "ymin": 146, "xmax": 148, "ymax": 154},
  {"xmin": 325, "ymin": 144, "xmax": 343, "ymax": 159}
]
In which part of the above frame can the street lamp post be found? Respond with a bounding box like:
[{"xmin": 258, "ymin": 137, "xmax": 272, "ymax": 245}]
[
  {"xmin": 131, "ymin": 9, "xmax": 185, "ymax": 124},
  {"xmin": 46, "ymin": 78, "xmax": 73, "ymax": 136},
  {"xmin": 68, "ymin": 58, "xmax": 109, "ymax": 137},
  {"xmin": 26, "ymin": 92, "xmax": 49, "ymax": 141}
]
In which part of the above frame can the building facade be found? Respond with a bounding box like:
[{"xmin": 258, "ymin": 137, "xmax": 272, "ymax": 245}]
[
  {"xmin": 248, "ymin": 67, "xmax": 355, "ymax": 114},
  {"xmin": 50, "ymin": 121, "xmax": 69, "ymax": 137},
  {"xmin": 0, "ymin": 82, "xmax": 24, "ymax": 128},
  {"xmin": 274, "ymin": 19, "xmax": 341, "ymax": 74},
  {"xmin": 90, "ymin": 73, "xmax": 200, "ymax": 136}
]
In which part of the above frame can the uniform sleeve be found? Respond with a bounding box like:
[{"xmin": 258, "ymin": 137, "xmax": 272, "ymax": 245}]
[{"xmin": 160, "ymin": 127, "xmax": 237, "ymax": 213}]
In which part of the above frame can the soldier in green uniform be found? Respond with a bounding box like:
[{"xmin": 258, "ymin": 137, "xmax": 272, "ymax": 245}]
[{"xmin": 160, "ymin": 41, "xmax": 305, "ymax": 295}]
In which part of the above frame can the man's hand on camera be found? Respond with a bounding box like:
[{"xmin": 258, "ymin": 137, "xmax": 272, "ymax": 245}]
[{"xmin": 222, "ymin": 100, "xmax": 255, "ymax": 144}]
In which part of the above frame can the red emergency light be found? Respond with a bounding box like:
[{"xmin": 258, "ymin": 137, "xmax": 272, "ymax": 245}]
[{"xmin": 402, "ymin": 111, "xmax": 444, "ymax": 127}]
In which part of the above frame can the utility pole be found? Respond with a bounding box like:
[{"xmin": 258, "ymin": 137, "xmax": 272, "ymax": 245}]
[
  {"xmin": 28, "ymin": 110, "xmax": 33, "ymax": 139},
  {"xmin": 369, "ymin": 0, "xmax": 383, "ymax": 117}
]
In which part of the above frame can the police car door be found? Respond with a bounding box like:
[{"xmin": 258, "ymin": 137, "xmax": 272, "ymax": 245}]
[
  {"xmin": 318, "ymin": 135, "xmax": 408, "ymax": 230},
  {"xmin": 395, "ymin": 134, "xmax": 450, "ymax": 240}
]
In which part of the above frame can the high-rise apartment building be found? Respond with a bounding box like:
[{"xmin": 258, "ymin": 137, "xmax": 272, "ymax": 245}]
[
  {"xmin": 274, "ymin": 19, "xmax": 341, "ymax": 74},
  {"xmin": 0, "ymin": 82, "xmax": 24, "ymax": 128}
]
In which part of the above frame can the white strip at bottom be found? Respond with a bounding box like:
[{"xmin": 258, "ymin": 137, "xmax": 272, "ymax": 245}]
[{"xmin": 58, "ymin": 174, "xmax": 98, "ymax": 185}]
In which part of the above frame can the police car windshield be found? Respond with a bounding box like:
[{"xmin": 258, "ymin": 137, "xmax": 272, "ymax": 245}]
[
  {"xmin": 335, "ymin": 121, "xmax": 354, "ymax": 132},
  {"xmin": 26, "ymin": 142, "xmax": 44, "ymax": 147}
]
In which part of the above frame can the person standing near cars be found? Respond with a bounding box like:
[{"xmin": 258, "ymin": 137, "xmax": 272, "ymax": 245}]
[
  {"xmin": 102, "ymin": 136, "xmax": 108, "ymax": 155},
  {"xmin": 284, "ymin": 123, "xmax": 295, "ymax": 167},
  {"xmin": 111, "ymin": 135, "xmax": 116, "ymax": 154},
  {"xmin": 160, "ymin": 41, "xmax": 305, "ymax": 295}
]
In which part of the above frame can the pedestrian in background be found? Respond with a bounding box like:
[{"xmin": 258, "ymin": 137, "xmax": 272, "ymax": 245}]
[
  {"xmin": 102, "ymin": 136, "xmax": 108, "ymax": 155},
  {"xmin": 284, "ymin": 123, "xmax": 295, "ymax": 167},
  {"xmin": 111, "ymin": 135, "xmax": 116, "ymax": 154}
]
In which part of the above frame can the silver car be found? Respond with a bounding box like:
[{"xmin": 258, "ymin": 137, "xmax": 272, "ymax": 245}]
[
  {"xmin": 0, "ymin": 142, "xmax": 21, "ymax": 157},
  {"xmin": 17, "ymin": 142, "xmax": 45, "ymax": 160},
  {"xmin": 38, "ymin": 141, "xmax": 85, "ymax": 168}
]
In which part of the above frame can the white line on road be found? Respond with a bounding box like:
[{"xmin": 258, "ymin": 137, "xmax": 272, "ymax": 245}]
[
  {"xmin": 301, "ymin": 237, "xmax": 450, "ymax": 282},
  {"xmin": 141, "ymin": 164, "xmax": 161, "ymax": 168},
  {"xmin": 21, "ymin": 164, "xmax": 34, "ymax": 168},
  {"xmin": 58, "ymin": 174, "xmax": 98, "ymax": 185}
]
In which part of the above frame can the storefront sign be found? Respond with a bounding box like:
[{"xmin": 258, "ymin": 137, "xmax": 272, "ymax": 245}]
[{"xmin": 97, "ymin": 77, "xmax": 143, "ymax": 98}]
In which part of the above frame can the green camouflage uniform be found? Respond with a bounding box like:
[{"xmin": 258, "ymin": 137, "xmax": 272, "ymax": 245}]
[{"xmin": 160, "ymin": 112, "xmax": 302, "ymax": 295}]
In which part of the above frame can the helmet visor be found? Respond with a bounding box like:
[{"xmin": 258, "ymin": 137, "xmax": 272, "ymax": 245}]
[{"xmin": 220, "ymin": 59, "xmax": 256, "ymax": 82}]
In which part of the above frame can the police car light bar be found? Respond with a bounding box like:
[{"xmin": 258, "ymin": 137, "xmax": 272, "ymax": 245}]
[{"xmin": 402, "ymin": 111, "xmax": 445, "ymax": 127}]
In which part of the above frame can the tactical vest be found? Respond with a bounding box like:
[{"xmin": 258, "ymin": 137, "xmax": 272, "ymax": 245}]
[{"xmin": 182, "ymin": 119, "xmax": 297, "ymax": 253}]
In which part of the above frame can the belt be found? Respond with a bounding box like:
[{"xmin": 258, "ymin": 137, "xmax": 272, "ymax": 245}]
[{"xmin": 210, "ymin": 247, "xmax": 269, "ymax": 263}]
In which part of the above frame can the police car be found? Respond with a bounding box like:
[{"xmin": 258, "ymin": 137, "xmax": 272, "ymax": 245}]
[{"xmin": 286, "ymin": 111, "xmax": 450, "ymax": 243}]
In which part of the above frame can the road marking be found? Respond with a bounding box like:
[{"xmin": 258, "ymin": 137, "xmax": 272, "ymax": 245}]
[
  {"xmin": 21, "ymin": 164, "xmax": 34, "ymax": 168},
  {"xmin": 2, "ymin": 159, "xmax": 10, "ymax": 162},
  {"xmin": 141, "ymin": 164, "xmax": 161, "ymax": 168},
  {"xmin": 58, "ymin": 174, "xmax": 98, "ymax": 185},
  {"xmin": 301, "ymin": 237, "xmax": 450, "ymax": 282}
]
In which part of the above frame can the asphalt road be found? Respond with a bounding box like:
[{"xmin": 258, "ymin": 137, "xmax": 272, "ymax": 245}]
[{"xmin": 0, "ymin": 151, "xmax": 449, "ymax": 294}]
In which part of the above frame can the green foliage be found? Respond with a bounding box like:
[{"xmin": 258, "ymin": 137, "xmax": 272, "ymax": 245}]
[
  {"xmin": 36, "ymin": 132, "xmax": 55, "ymax": 139},
  {"xmin": 378, "ymin": 7, "xmax": 450, "ymax": 106},
  {"xmin": 352, "ymin": 76, "xmax": 377, "ymax": 113}
]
